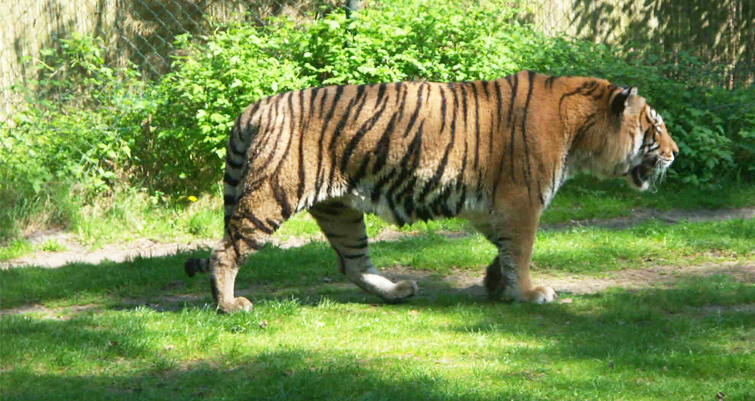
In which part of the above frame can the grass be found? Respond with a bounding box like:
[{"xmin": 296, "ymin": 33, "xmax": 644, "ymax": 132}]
[
  {"xmin": 1, "ymin": 275, "xmax": 753, "ymax": 400},
  {"xmin": 2, "ymin": 218, "xmax": 752, "ymax": 309},
  {"xmin": 2, "ymin": 197, "xmax": 754, "ymax": 399},
  {"xmin": 2, "ymin": 176, "xmax": 755, "ymax": 261}
]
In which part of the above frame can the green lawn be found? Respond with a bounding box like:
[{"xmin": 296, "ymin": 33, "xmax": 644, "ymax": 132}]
[
  {"xmin": 3, "ymin": 177, "xmax": 755, "ymax": 261},
  {"xmin": 1, "ymin": 216, "xmax": 754, "ymax": 400}
]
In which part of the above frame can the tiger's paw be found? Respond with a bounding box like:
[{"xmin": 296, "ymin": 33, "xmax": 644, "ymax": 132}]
[
  {"xmin": 385, "ymin": 280, "xmax": 418, "ymax": 303},
  {"xmin": 521, "ymin": 286, "xmax": 557, "ymax": 304},
  {"xmin": 217, "ymin": 296, "xmax": 254, "ymax": 314}
]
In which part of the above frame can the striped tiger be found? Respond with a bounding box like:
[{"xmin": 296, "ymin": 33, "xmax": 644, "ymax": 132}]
[{"xmin": 185, "ymin": 70, "xmax": 679, "ymax": 313}]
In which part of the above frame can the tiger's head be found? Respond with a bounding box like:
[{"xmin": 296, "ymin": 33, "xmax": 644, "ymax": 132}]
[
  {"xmin": 572, "ymin": 83, "xmax": 679, "ymax": 191},
  {"xmin": 607, "ymin": 86, "xmax": 679, "ymax": 190}
]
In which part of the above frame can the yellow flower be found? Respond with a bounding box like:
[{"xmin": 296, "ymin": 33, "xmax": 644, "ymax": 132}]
[{"xmin": 188, "ymin": 196, "xmax": 198, "ymax": 202}]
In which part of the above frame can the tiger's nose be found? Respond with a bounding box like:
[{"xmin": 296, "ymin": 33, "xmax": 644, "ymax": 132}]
[{"xmin": 672, "ymin": 142, "xmax": 679, "ymax": 157}]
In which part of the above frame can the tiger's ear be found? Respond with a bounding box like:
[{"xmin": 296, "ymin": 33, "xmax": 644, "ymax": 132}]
[{"xmin": 610, "ymin": 86, "xmax": 642, "ymax": 116}]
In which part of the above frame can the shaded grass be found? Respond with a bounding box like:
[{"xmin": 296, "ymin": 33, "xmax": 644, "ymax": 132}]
[{"xmin": 1, "ymin": 275, "xmax": 753, "ymax": 401}]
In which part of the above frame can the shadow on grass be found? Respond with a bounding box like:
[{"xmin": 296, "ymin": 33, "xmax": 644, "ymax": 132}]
[
  {"xmin": 1, "ymin": 347, "xmax": 541, "ymax": 401},
  {"xmin": 2, "ymin": 276, "xmax": 753, "ymax": 400},
  {"xmin": 0, "ymin": 236, "xmax": 497, "ymax": 311}
]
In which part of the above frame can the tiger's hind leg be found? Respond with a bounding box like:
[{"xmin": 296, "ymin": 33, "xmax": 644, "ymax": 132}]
[
  {"xmin": 204, "ymin": 186, "xmax": 293, "ymax": 313},
  {"xmin": 309, "ymin": 200, "xmax": 418, "ymax": 302}
]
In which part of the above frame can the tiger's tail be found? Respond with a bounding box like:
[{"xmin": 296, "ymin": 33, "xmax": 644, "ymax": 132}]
[{"xmin": 185, "ymin": 111, "xmax": 257, "ymax": 277}]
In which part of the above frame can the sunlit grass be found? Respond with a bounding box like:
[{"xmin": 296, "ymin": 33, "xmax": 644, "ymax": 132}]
[{"xmin": 3, "ymin": 177, "xmax": 754, "ymax": 262}]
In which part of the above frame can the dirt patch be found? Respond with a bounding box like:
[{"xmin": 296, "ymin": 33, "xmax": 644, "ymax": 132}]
[
  {"xmin": 538, "ymin": 261, "xmax": 755, "ymax": 295},
  {"xmin": 1, "ymin": 234, "xmax": 215, "ymax": 269},
  {"xmin": 380, "ymin": 261, "xmax": 755, "ymax": 298},
  {"xmin": 541, "ymin": 207, "xmax": 755, "ymax": 231}
]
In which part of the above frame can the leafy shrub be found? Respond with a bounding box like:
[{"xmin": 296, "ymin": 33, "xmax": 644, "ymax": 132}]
[
  {"xmin": 1, "ymin": 33, "xmax": 155, "ymax": 237},
  {"xmin": 3, "ymin": 0, "xmax": 753, "ymax": 234}
]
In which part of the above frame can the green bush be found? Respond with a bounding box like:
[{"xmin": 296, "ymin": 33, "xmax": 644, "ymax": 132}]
[
  {"xmin": 1, "ymin": 33, "xmax": 153, "ymax": 238},
  {"xmin": 148, "ymin": 0, "xmax": 753, "ymax": 191},
  {"xmin": 2, "ymin": 0, "xmax": 753, "ymax": 237},
  {"xmin": 143, "ymin": 0, "xmax": 541, "ymax": 192}
]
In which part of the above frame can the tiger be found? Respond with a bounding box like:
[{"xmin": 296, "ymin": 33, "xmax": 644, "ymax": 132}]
[{"xmin": 184, "ymin": 70, "xmax": 679, "ymax": 313}]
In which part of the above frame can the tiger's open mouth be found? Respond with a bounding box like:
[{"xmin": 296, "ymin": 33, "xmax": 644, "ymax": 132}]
[{"xmin": 628, "ymin": 158, "xmax": 655, "ymax": 189}]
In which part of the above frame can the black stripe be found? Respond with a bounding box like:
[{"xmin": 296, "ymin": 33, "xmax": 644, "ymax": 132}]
[
  {"xmin": 449, "ymin": 83, "xmax": 458, "ymax": 139},
  {"xmin": 349, "ymin": 237, "xmax": 369, "ymax": 249},
  {"xmin": 545, "ymin": 75, "xmax": 558, "ymax": 90},
  {"xmin": 315, "ymin": 86, "xmax": 345, "ymax": 198},
  {"xmin": 237, "ymin": 213, "xmax": 275, "ymax": 235},
  {"xmin": 471, "ymin": 83, "xmax": 481, "ymax": 170},
  {"xmin": 224, "ymin": 195, "xmax": 236, "ymax": 205},
  {"xmin": 397, "ymin": 83, "xmax": 409, "ymax": 121},
  {"xmin": 455, "ymin": 139, "xmax": 469, "ymax": 213},
  {"xmin": 371, "ymin": 169, "xmax": 397, "ymax": 202},
  {"xmin": 570, "ymin": 113, "xmax": 596, "ymax": 152},
  {"xmin": 266, "ymin": 219, "xmax": 281, "ymax": 230},
  {"xmin": 351, "ymin": 156, "xmax": 372, "ymax": 187},
  {"xmin": 460, "ymin": 83, "xmax": 469, "ymax": 130},
  {"xmin": 271, "ymin": 92, "xmax": 297, "ymax": 218},
  {"xmin": 341, "ymin": 95, "xmax": 389, "ymax": 172},
  {"xmin": 297, "ymin": 89, "xmax": 307, "ymax": 201},
  {"xmin": 318, "ymin": 87, "xmax": 329, "ymax": 118},
  {"xmin": 328, "ymin": 96, "xmax": 359, "ymax": 152},
  {"xmin": 226, "ymin": 152, "xmax": 243, "ymax": 169},
  {"xmin": 386, "ymin": 120, "xmax": 424, "ymax": 204},
  {"xmin": 481, "ymin": 80, "xmax": 489, "ymax": 98},
  {"xmin": 402, "ymin": 83, "xmax": 425, "ymax": 137},
  {"xmin": 375, "ymin": 83, "xmax": 388, "ymax": 108},
  {"xmin": 495, "ymin": 80, "xmax": 503, "ymax": 132},
  {"xmin": 371, "ymin": 112, "xmax": 399, "ymax": 174},
  {"xmin": 350, "ymin": 84, "xmax": 369, "ymax": 124},
  {"xmin": 309, "ymin": 87, "xmax": 320, "ymax": 118},
  {"xmin": 537, "ymin": 180, "xmax": 545, "ymax": 205},
  {"xmin": 343, "ymin": 253, "xmax": 366, "ymax": 260},
  {"xmin": 520, "ymin": 71, "xmax": 536, "ymax": 200},
  {"xmin": 257, "ymin": 93, "xmax": 289, "ymax": 176},
  {"xmin": 439, "ymin": 86, "xmax": 447, "ymax": 135},
  {"xmin": 507, "ymin": 73, "xmax": 518, "ymax": 127},
  {"xmin": 239, "ymin": 236, "xmax": 264, "ymax": 251},
  {"xmin": 224, "ymin": 172, "xmax": 239, "ymax": 186}
]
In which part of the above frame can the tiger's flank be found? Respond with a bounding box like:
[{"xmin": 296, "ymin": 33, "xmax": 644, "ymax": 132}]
[{"xmin": 185, "ymin": 70, "xmax": 679, "ymax": 313}]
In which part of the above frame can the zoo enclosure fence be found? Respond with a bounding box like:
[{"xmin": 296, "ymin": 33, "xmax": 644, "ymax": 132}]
[{"xmin": 1, "ymin": 0, "xmax": 753, "ymax": 116}]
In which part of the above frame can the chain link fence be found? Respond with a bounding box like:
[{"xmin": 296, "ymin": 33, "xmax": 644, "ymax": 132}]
[
  {"xmin": 520, "ymin": 0, "xmax": 754, "ymax": 90},
  {"xmin": 1, "ymin": 0, "xmax": 753, "ymax": 116},
  {"xmin": 0, "ymin": 0, "xmax": 343, "ymax": 117}
]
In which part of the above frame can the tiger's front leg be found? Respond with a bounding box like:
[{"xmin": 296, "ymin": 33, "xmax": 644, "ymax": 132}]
[{"xmin": 471, "ymin": 207, "xmax": 557, "ymax": 304}]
